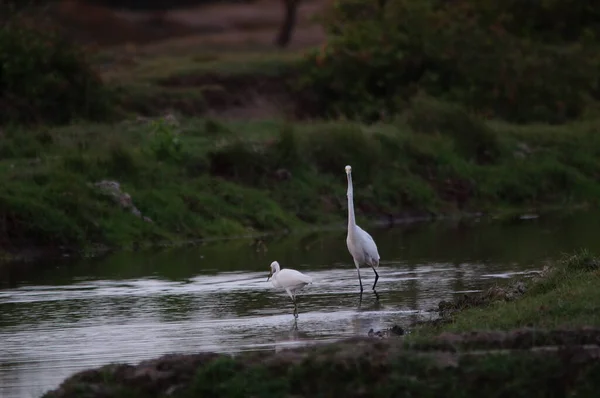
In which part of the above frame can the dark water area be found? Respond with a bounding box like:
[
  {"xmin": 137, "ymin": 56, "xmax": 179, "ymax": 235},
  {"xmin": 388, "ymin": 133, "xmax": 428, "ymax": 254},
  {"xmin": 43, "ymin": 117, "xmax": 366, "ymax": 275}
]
[{"xmin": 1, "ymin": 209, "xmax": 599, "ymax": 397}]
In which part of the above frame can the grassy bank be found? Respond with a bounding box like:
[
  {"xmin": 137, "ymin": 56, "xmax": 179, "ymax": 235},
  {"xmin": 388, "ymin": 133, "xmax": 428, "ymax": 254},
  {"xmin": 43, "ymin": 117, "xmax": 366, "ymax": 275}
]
[
  {"xmin": 410, "ymin": 249, "xmax": 600, "ymax": 338},
  {"xmin": 3, "ymin": 108, "xmax": 600, "ymax": 252},
  {"xmin": 43, "ymin": 337, "xmax": 600, "ymax": 398}
]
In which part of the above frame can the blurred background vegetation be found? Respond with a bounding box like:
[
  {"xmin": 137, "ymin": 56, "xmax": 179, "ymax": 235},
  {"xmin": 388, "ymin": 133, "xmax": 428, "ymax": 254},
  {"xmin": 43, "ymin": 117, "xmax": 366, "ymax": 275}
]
[
  {"xmin": 2, "ymin": 0, "xmax": 600, "ymax": 251},
  {"xmin": 2, "ymin": 0, "xmax": 600, "ymax": 125}
]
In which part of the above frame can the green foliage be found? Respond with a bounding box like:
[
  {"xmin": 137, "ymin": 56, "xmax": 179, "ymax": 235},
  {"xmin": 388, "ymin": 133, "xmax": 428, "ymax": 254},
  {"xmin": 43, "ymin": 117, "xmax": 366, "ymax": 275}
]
[
  {"xmin": 460, "ymin": 0, "xmax": 600, "ymax": 44},
  {"xmin": 184, "ymin": 357, "xmax": 289, "ymax": 398},
  {"xmin": 208, "ymin": 138, "xmax": 272, "ymax": 184},
  {"xmin": 271, "ymin": 124, "xmax": 304, "ymax": 169},
  {"xmin": 0, "ymin": 172, "xmax": 104, "ymax": 246},
  {"xmin": 299, "ymin": 0, "xmax": 600, "ymax": 124},
  {"xmin": 146, "ymin": 119, "xmax": 183, "ymax": 162},
  {"xmin": 560, "ymin": 248, "xmax": 600, "ymax": 271},
  {"xmin": 304, "ymin": 123, "xmax": 383, "ymax": 178},
  {"xmin": 403, "ymin": 96, "xmax": 502, "ymax": 164},
  {"xmin": 0, "ymin": 7, "xmax": 112, "ymax": 125},
  {"xmin": 527, "ymin": 248, "xmax": 600, "ymax": 296}
]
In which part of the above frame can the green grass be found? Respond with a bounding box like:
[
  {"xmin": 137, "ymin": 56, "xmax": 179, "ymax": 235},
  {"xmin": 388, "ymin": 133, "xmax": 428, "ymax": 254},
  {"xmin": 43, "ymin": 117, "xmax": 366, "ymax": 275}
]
[
  {"xmin": 179, "ymin": 353, "xmax": 600, "ymax": 398},
  {"xmin": 97, "ymin": 50, "xmax": 302, "ymax": 83},
  {"xmin": 3, "ymin": 104, "xmax": 600, "ymax": 252},
  {"xmin": 95, "ymin": 49, "xmax": 302, "ymax": 118},
  {"xmin": 412, "ymin": 249, "xmax": 600, "ymax": 337}
]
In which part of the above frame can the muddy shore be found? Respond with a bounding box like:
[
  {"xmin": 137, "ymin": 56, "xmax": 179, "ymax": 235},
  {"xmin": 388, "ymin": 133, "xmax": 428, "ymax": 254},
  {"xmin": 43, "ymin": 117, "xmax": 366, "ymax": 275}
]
[{"xmin": 42, "ymin": 327, "xmax": 600, "ymax": 398}]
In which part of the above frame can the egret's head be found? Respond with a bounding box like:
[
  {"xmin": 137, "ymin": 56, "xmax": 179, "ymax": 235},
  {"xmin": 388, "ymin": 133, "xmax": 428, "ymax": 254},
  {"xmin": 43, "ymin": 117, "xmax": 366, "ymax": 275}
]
[
  {"xmin": 267, "ymin": 261, "xmax": 280, "ymax": 281},
  {"xmin": 345, "ymin": 165, "xmax": 352, "ymax": 175}
]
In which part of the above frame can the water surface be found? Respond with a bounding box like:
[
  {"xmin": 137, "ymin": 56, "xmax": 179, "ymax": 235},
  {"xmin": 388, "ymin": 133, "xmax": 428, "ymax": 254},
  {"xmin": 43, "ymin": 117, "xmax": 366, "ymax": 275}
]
[{"xmin": 1, "ymin": 209, "xmax": 599, "ymax": 398}]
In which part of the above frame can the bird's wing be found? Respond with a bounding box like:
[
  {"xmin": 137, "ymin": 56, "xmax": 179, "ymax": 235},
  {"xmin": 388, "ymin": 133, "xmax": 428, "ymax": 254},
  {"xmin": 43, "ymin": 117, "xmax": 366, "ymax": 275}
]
[
  {"xmin": 278, "ymin": 269, "xmax": 313, "ymax": 286},
  {"xmin": 356, "ymin": 226, "xmax": 380, "ymax": 264}
]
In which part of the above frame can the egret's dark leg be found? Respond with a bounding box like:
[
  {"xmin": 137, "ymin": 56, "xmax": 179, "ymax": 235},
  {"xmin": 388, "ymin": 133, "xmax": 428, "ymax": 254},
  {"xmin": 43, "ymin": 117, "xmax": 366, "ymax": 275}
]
[
  {"xmin": 293, "ymin": 297, "xmax": 299, "ymax": 318},
  {"xmin": 356, "ymin": 264, "xmax": 364, "ymax": 292},
  {"xmin": 373, "ymin": 289, "xmax": 380, "ymax": 301},
  {"xmin": 371, "ymin": 266, "xmax": 379, "ymax": 291}
]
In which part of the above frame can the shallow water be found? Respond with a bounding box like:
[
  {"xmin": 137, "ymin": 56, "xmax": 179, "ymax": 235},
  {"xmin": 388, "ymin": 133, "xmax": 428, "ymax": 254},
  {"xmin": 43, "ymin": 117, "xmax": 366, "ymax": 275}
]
[{"xmin": 2, "ymin": 209, "xmax": 600, "ymax": 398}]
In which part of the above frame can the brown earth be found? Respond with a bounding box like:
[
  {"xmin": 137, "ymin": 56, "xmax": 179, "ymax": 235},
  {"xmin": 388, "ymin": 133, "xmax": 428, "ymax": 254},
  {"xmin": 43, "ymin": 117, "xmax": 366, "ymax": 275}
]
[
  {"xmin": 44, "ymin": 0, "xmax": 329, "ymax": 120},
  {"xmin": 114, "ymin": 72, "xmax": 308, "ymax": 120},
  {"xmin": 52, "ymin": 0, "xmax": 327, "ymax": 49},
  {"xmin": 157, "ymin": 73, "xmax": 314, "ymax": 119}
]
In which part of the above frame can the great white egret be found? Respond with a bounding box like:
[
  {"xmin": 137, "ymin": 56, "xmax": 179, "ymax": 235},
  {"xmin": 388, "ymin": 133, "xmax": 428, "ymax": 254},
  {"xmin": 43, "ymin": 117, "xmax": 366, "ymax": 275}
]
[
  {"xmin": 345, "ymin": 165, "xmax": 380, "ymax": 293},
  {"xmin": 267, "ymin": 261, "xmax": 313, "ymax": 318}
]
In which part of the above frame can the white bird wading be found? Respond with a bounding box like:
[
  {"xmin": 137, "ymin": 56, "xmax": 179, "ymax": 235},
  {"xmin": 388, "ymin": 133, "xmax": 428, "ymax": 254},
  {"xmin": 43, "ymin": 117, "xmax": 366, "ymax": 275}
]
[
  {"xmin": 345, "ymin": 165, "xmax": 381, "ymax": 293},
  {"xmin": 267, "ymin": 261, "xmax": 313, "ymax": 318}
]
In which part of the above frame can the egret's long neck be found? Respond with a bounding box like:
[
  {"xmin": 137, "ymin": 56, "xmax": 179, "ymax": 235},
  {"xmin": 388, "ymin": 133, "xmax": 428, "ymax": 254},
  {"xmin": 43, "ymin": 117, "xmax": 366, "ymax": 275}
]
[{"xmin": 347, "ymin": 173, "xmax": 356, "ymax": 229}]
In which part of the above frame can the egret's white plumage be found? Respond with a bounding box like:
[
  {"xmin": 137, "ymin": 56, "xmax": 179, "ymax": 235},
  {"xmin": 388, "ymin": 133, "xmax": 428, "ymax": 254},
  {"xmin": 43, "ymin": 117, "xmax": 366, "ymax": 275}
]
[
  {"xmin": 345, "ymin": 165, "xmax": 380, "ymax": 292},
  {"xmin": 267, "ymin": 261, "xmax": 312, "ymax": 317}
]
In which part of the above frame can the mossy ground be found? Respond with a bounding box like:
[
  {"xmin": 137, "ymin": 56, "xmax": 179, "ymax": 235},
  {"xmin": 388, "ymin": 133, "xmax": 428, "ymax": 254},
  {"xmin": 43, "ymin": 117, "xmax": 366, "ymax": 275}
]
[
  {"xmin": 42, "ymin": 336, "xmax": 600, "ymax": 398},
  {"xmin": 410, "ymin": 249, "xmax": 600, "ymax": 338}
]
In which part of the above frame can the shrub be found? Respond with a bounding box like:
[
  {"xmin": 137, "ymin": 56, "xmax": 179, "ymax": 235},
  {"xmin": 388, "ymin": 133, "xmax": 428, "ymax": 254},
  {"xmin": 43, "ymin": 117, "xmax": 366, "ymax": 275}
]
[
  {"xmin": 0, "ymin": 5, "xmax": 112, "ymax": 125},
  {"xmin": 208, "ymin": 138, "xmax": 271, "ymax": 184},
  {"xmin": 459, "ymin": 0, "xmax": 600, "ymax": 44},
  {"xmin": 298, "ymin": 0, "xmax": 599, "ymax": 124},
  {"xmin": 404, "ymin": 96, "xmax": 502, "ymax": 164},
  {"xmin": 270, "ymin": 124, "xmax": 304, "ymax": 170},
  {"xmin": 304, "ymin": 123, "xmax": 383, "ymax": 179},
  {"xmin": 146, "ymin": 118, "xmax": 183, "ymax": 162}
]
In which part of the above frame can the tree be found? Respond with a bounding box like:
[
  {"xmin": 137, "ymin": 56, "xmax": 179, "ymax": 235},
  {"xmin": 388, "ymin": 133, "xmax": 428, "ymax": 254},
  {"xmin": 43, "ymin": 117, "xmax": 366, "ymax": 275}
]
[{"xmin": 275, "ymin": 0, "xmax": 299, "ymax": 47}]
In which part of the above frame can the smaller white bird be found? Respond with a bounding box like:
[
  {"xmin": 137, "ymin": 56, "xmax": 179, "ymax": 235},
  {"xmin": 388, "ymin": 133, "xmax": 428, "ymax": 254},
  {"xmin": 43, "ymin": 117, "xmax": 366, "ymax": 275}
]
[{"xmin": 267, "ymin": 261, "xmax": 313, "ymax": 318}]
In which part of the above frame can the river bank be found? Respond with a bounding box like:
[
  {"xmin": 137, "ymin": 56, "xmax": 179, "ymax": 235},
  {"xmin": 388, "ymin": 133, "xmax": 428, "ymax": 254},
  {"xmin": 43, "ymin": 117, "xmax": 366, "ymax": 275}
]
[
  {"xmin": 42, "ymin": 330, "xmax": 600, "ymax": 398},
  {"xmin": 2, "ymin": 110, "xmax": 600, "ymax": 257},
  {"xmin": 409, "ymin": 248, "xmax": 600, "ymax": 335},
  {"xmin": 40, "ymin": 250, "xmax": 600, "ymax": 397}
]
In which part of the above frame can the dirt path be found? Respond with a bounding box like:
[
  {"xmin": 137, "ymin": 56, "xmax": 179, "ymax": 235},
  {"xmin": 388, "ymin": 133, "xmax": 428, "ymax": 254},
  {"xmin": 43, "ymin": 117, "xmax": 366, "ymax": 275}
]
[{"xmin": 54, "ymin": 0, "xmax": 327, "ymax": 50}]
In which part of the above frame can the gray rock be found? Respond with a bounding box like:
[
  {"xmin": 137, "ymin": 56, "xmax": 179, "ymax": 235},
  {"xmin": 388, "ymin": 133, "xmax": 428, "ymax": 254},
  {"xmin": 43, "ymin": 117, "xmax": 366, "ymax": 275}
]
[{"xmin": 92, "ymin": 180, "xmax": 152, "ymax": 223}]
